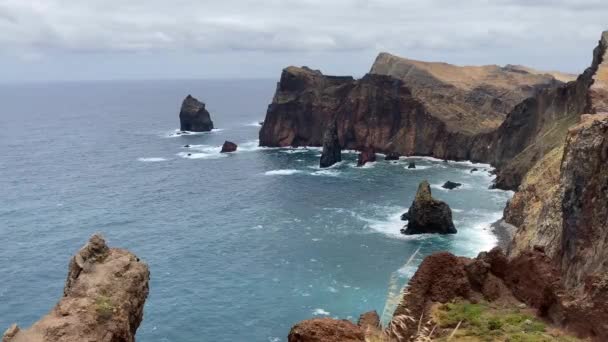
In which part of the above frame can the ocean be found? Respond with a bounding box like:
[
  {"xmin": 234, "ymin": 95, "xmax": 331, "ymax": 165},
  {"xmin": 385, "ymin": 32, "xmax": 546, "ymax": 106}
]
[{"xmin": 0, "ymin": 79, "xmax": 512, "ymax": 341}]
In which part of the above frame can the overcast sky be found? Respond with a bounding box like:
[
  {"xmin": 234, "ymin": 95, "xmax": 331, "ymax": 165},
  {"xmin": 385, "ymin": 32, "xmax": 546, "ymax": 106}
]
[{"xmin": 1, "ymin": 0, "xmax": 606, "ymax": 82}]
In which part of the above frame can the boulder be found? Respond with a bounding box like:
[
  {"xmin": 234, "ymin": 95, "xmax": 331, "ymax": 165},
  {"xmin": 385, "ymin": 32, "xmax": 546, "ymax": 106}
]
[
  {"xmin": 2, "ymin": 234, "xmax": 149, "ymax": 342},
  {"xmin": 470, "ymin": 168, "xmax": 479, "ymax": 173},
  {"xmin": 401, "ymin": 180, "xmax": 457, "ymax": 235},
  {"xmin": 384, "ymin": 152, "xmax": 401, "ymax": 161},
  {"xmin": 442, "ymin": 181, "xmax": 462, "ymax": 190},
  {"xmin": 319, "ymin": 121, "xmax": 342, "ymax": 168},
  {"xmin": 407, "ymin": 162, "xmax": 416, "ymax": 169},
  {"xmin": 220, "ymin": 141, "xmax": 238, "ymax": 153},
  {"xmin": 288, "ymin": 318, "xmax": 364, "ymax": 342},
  {"xmin": 179, "ymin": 95, "xmax": 214, "ymax": 132},
  {"xmin": 356, "ymin": 147, "xmax": 376, "ymax": 167}
]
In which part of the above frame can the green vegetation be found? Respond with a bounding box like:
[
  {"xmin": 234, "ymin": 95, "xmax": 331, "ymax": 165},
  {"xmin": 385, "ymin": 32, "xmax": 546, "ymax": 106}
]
[
  {"xmin": 432, "ymin": 300, "xmax": 582, "ymax": 342},
  {"xmin": 94, "ymin": 295, "xmax": 115, "ymax": 320}
]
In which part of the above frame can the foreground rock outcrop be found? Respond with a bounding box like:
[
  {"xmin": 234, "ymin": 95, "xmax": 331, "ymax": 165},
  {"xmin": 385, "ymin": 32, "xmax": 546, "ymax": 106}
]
[
  {"xmin": 3, "ymin": 235, "xmax": 150, "ymax": 342},
  {"xmin": 319, "ymin": 121, "xmax": 342, "ymax": 168},
  {"xmin": 401, "ymin": 180, "xmax": 456, "ymax": 235},
  {"xmin": 179, "ymin": 95, "xmax": 214, "ymax": 132}
]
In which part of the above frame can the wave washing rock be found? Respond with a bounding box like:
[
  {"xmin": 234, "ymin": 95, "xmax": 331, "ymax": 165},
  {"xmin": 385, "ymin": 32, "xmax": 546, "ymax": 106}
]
[
  {"xmin": 220, "ymin": 140, "xmax": 238, "ymax": 153},
  {"xmin": 401, "ymin": 180, "xmax": 456, "ymax": 235},
  {"xmin": 442, "ymin": 181, "xmax": 462, "ymax": 190},
  {"xmin": 319, "ymin": 121, "xmax": 342, "ymax": 168},
  {"xmin": 179, "ymin": 95, "xmax": 214, "ymax": 132},
  {"xmin": 3, "ymin": 234, "xmax": 149, "ymax": 342},
  {"xmin": 356, "ymin": 147, "xmax": 376, "ymax": 167}
]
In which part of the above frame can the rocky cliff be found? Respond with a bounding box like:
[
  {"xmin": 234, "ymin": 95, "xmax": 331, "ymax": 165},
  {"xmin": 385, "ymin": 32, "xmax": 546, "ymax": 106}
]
[
  {"xmin": 287, "ymin": 31, "xmax": 608, "ymax": 341},
  {"xmin": 259, "ymin": 67, "xmax": 484, "ymax": 159},
  {"xmin": 259, "ymin": 33, "xmax": 607, "ymax": 190},
  {"xmin": 370, "ymin": 53, "xmax": 573, "ymax": 135},
  {"xmin": 3, "ymin": 235, "xmax": 150, "ymax": 342}
]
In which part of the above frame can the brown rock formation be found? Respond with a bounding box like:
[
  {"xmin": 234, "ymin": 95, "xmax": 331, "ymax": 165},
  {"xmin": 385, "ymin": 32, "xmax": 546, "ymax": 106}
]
[
  {"xmin": 220, "ymin": 140, "xmax": 237, "ymax": 153},
  {"xmin": 179, "ymin": 94, "xmax": 214, "ymax": 132},
  {"xmin": 3, "ymin": 234, "xmax": 150, "ymax": 342},
  {"xmin": 259, "ymin": 32, "xmax": 608, "ymax": 190},
  {"xmin": 370, "ymin": 52, "xmax": 572, "ymax": 135},
  {"xmin": 288, "ymin": 318, "xmax": 364, "ymax": 342},
  {"xmin": 259, "ymin": 67, "xmax": 476, "ymax": 160},
  {"xmin": 319, "ymin": 120, "xmax": 342, "ymax": 168},
  {"xmin": 401, "ymin": 180, "xmax": 456, "ymax": 235},
  {"xmin": 356, "ymin": 147, "xmax": 376, "ymax": 167}
]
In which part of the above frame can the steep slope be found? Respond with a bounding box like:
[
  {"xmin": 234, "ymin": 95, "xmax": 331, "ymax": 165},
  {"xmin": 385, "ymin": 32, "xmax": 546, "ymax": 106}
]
[
  {"xmin": 370, "ymin": 53, "xmax": 572, "ymax": 134},
  {"xmin": 469, "ymin": 32, "xmax": 607, "ymax": 189}
]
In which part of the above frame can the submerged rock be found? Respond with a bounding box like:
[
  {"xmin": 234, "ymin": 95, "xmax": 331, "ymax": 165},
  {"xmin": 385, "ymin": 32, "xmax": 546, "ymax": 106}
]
[
  {"xmin": 179, "ymin": 95, "xmax": 214, "ymax": 132},
  {"xmin": 442, "ymin": 181, "xmax": 462, "ymax": 190},
  {"xmin": 356, "ymin": 147, "xmax": 376, "ymax": 167},
  {"xmin": 220, "ymin": 141, "xmax": 238, "ymax": 153},
  {"xmin": 3, "ymin": 234, "xmax": 149, "ymax": 342},
  {"xmin": 384, "ymin": 152, "xmax": 401, "ymax": 161},
  {"xmin": 319, "ymin": 121, "xmax": 342, "ymax": 168},
  {"xmin": 401, "ymin": 180, "xmax": 457, "ymax": 235},
  {"xmin": 470, "ymin": 168, "xmax": 479, "ymax": 173},
  {"xmin": 407, "ymin": 162, "xmax": 416, "ymax": 169}
]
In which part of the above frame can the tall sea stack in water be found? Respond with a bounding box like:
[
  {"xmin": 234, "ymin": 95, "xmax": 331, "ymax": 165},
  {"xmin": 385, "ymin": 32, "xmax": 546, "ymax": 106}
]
[
  {"xmin": 319, "ymin": 121, "xmax": 342, "ymax": 168},
  {"xmin": 401, "ymin": 180, "xmax": 456, "ymax": 235},
  {"xmin": 179, "ymin": 95, "xmax": 214, "ymax": 132}
]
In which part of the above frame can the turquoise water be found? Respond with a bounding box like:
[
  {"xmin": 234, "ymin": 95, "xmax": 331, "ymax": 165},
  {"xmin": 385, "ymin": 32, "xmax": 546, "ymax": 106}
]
[{"xmin": 0, "ymin": 80, "xmax": 512, "ymax": 341}]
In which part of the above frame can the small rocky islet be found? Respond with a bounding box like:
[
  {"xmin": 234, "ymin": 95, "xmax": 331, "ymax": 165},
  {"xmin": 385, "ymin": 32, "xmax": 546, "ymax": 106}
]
[
  {"xmin": 6, "ymin": 31, "xmax": 608, "ymax": 342},
  {"xmin": 400, "ymin": 180, "xmax": 457, "ymax": 235}
]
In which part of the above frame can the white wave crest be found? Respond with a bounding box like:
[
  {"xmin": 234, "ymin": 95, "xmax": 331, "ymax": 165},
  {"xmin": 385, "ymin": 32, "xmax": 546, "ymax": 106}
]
[
  {"xmin": 264, "ymin": 169, "xmax": 301, "ymax": 176},
  {"xmin": 137, "ymin": 157, "xmax": 167, "ymax": 162},
  {"xmin": 312, "ymin": 308, "xmax": 330, "ymax": 316}
]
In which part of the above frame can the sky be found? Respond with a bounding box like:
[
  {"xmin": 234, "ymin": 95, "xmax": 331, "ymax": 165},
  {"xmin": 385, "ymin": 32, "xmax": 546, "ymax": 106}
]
[{"xmin": 0, "ymin": 0, "xmax": 606, "ymax": 82}]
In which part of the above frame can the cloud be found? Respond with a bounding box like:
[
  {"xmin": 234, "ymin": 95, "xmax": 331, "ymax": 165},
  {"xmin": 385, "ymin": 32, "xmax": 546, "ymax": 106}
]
[
  {"xmin": 0, "ymin": 0, "xmax": 605, "ymax": 54},
  {"xmin": 0, "ymin": 0, "xmax": 605, "ymax": 81}
]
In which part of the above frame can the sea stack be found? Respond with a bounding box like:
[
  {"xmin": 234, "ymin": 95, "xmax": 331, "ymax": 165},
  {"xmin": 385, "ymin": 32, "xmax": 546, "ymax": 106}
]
[
  {"xmin": 401, "ymin": 180, "xmax": 456, "ymax": 235},
  {"xmin": 319, "ymin": 121, "xmax": 341, "ymax": 168},
  {"xmin": 2, "ymin": 234, "xmax": 150, "ymax": 342},
  {"xmin": 179, "ymin": 95, "xmax": 214, "ymax": 132},
  {"xmin": 357, "ymin": 147, "xmax": 376, "ymax": 167},
  {"xmin": 220, "ymin": 141, "xmax": 237, "ymax": 153}
]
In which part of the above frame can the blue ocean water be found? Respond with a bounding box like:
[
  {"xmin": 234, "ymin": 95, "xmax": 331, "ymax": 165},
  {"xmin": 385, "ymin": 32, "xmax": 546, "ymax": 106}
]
[{"xmin": 0, "ymin": 79, "xmax": 512, "ymax": 341}]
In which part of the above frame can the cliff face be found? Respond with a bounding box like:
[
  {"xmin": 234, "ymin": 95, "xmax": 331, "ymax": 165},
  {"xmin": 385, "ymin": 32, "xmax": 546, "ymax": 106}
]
[
  {"xmin": 370, "ymin": 52, "xmax": 573, "ymax": 135},
  {"xmin": 473, "ymin": 31, "xmax": 608, "ymax": 189},
  {"xmin": 559, "ymin": 114, "xmax": 608, "ymax": 289},
  {"xmin": 3, "ymin": 235, "xmax": 150, "ymax": 342},
  {"xmin": 259, "ymin": 67, "xmax": 482, "ymax": 159},
  {"xmin": 260, "ymin": 33, "xmax": 607, "ymax": 191}
]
